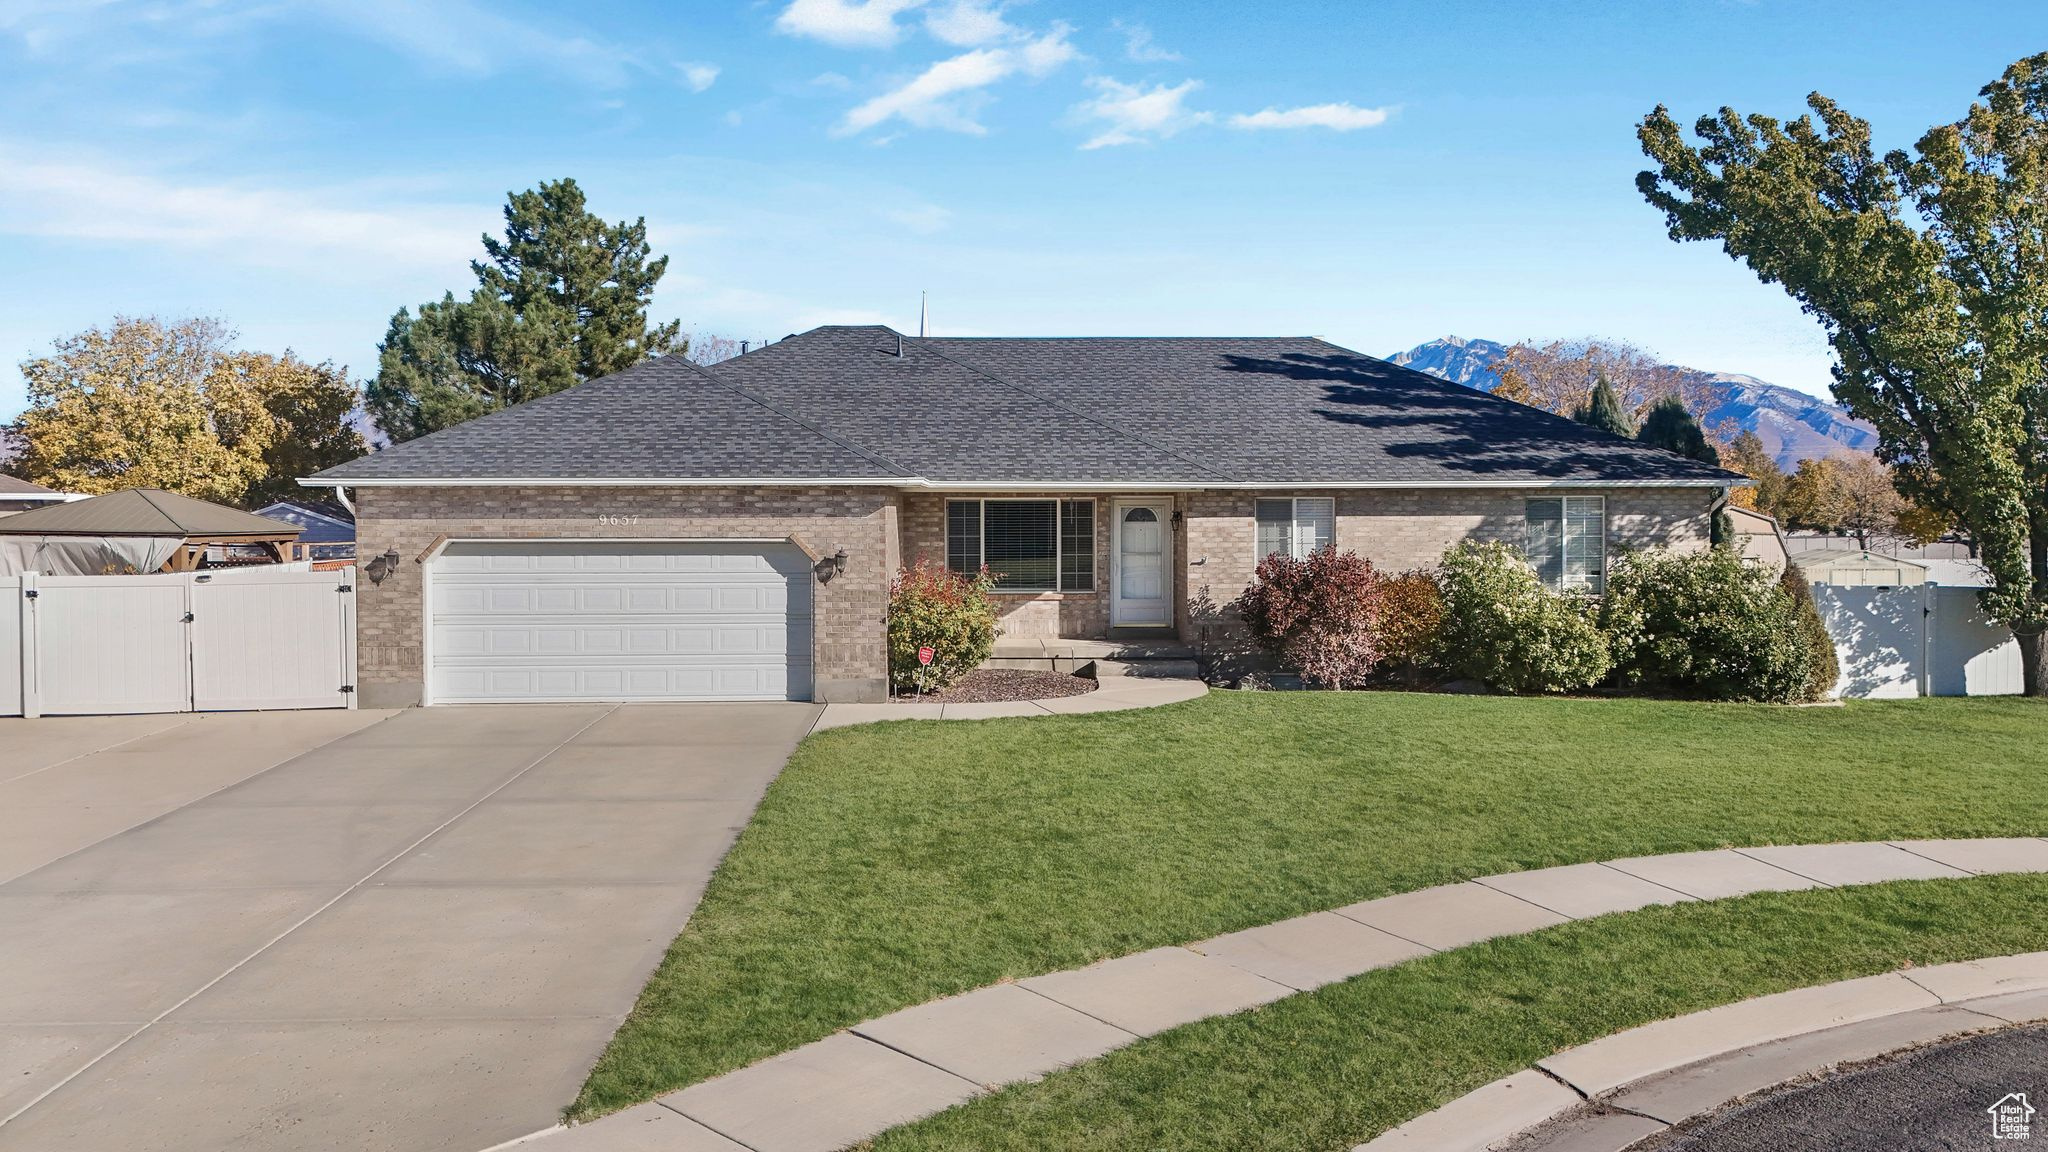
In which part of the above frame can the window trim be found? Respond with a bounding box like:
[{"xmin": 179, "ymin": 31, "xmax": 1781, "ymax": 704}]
[
  {"xmin": 1524, "ymin": 494, "xmax": 1607, "ymax": 592},
  {"xmin": 1254, "ymin": 496, "xmax": 1337, "ymax": 562},
  {"xmin": 945, "ymin": 497, "xmax": 1096, "ymax": 594}
]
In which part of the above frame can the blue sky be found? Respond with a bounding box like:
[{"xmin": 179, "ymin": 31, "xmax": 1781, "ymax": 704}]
[{"xmin": 1, "ymin": 0, "xmax": 2041, "ymax": 419}]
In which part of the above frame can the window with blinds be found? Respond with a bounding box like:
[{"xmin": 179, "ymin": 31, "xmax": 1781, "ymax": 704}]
[
  {"xmin": 1525, "ymin": 496, "xmax": 1606, "ymax": 592},
  {"xmin": 1254, "ymin": 497, "xmax": 1336, "ymax": 560},
  {"xmin": 944, "ymin": 498, "xmax": 1095, "ymax": 592}
]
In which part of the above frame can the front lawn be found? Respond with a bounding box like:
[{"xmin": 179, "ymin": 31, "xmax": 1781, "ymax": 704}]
[{"xmin": 574, "ymin": 692, "xmax": 2048, "ymax": 1119}]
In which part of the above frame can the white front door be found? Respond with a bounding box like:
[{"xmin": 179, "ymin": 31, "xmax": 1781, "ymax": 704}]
[{"xmin": 1112, "ymin": 502, "xmax": 1170, "ymax": 627}]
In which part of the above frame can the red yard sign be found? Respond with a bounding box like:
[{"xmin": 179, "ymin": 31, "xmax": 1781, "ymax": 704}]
[{"xmin": 917, "ymin": 645, "xmax": 935, "ymax": 666}]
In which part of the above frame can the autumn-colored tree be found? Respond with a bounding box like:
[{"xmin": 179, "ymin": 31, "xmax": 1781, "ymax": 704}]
[
  {"xmin": 1773, "ymin": 454, "xmax": 1948, "ymax": 548},
  {"xmin": 1639, "ymin": 52, "xmax": 2048, "ymax": 694},
  {"xmin": 1486, "ymin": 338, "xmax": 1710, "ymax": 419},
  {"xmin": 1719, "ymin": 430, "xmax": 1786, "ymax": 511},
  {"xmin": 11, "ymin": 316, "xmax": 363, "ymax": 507}
]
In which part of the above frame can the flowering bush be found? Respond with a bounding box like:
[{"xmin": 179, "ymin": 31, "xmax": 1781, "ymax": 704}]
[
  {"xmin": 887, "ymin": 558, "xmax": 997, "ymax": 693},
  {"xmin": 1600, "ymin": 547, "xmax": 1816, "ymax": 702},
  {"xmin": 1435, "ymin": 542, "xmax": 1610, "ymax": 693},
  {"xmin": 1375, "ymin": 570, "xmax": 1445, "ymax": 684},
  {"xmin": 1231, "ymin": 549, "xmax": 1387, "ymax": 688}
]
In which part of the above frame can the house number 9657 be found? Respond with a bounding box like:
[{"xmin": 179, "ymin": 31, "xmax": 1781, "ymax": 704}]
[{"xmin": 595, "ymin": 514, "xmax": 641, "ymax": 526}]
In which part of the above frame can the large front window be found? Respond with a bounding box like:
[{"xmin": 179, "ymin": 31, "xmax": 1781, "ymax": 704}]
[
  {"xmin": 1254, "ymin": 497, "xmax": 1335, "ymax": 560},
  {"xmin": 1526, "ymin": 496, "xmax": 1606, "ymax": 592},
  {"xmin": 945, "ymin": 499, "xmax": 1095, "ymax": 592}
]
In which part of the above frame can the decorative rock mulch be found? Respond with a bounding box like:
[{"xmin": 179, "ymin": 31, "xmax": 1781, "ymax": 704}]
[{"xmin": 895, "ymin": 669, "xmax": 1097, "ymax": 703}]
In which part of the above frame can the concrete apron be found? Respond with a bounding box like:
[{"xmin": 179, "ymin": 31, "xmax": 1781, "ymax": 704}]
[{"xmin": 0, "ymin": 701, "xmax": 821, "ymax": 1152}]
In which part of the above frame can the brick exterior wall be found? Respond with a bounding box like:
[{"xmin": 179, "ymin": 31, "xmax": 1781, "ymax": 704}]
[
  {"xmin": 353, "ymin": 485, "xmax": 895, "ymax": 706},
  {"xmin": 353, "ymin": 483, "xmax": 1712, "ymax": 704},
  {"xmin": 1180, "ymin": 486, "xmax": 1715, "ymax": 648}
]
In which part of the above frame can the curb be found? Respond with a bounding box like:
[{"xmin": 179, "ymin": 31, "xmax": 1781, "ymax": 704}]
[
  {"xmin": 1359, "ymin": 952, "xmax": 2048, "ymax": 1152},
  {"xmin": 806, "ymin": 678, "xmax": 1208, "ymax": 733}
]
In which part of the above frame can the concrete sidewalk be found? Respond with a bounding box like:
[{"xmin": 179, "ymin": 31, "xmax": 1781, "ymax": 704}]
[
  {"xmin": 0, "ymin": 702, "xmax": 819, "ymax": 1152},
  {"xmin": 528, "ymin": 838, "xmax": 2048, "ymax": 1152}
]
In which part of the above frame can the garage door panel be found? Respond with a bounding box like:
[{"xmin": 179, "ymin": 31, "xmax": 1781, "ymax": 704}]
[{"xmin": 430, "ymin": 541, "xmax": 813, "ymax": 703}]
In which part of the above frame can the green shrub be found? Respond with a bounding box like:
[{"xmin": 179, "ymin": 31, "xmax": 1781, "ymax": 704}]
[
  {"xmin": 1782, "ymin": 562, "xmax": 1840, "ymax": 701},
  {"xmin": 887, "ymin": 559, "xmax": 997, "ymax": 693},
  {"xmin": 1600, "ymin": 547, "xmax": 1815, "ymax": 702},
  {"xmin": 1435, "ymin": 542, "xmax": 1611, "ymax": 693}
]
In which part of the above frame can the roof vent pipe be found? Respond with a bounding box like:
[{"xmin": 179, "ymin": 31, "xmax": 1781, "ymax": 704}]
[
  {"xmin": 740, "ymin": 340, "xmax": 750, "ymax": 353},
  {"xmin": 896, "ymin": 334, "xmax": 904, "ymax": 358}
]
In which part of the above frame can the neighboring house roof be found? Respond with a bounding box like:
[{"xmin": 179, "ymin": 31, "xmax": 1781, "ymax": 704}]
[
  {"xmin": 0, "ymin": 474, "xmax": 58, "ymax": 496},
  {"xmin": 0, "ymin": 488, "xmax": 300, "ymax": 538},
  {"xmin": 309, "ymin": 326, "xmax": 1748, "ymax": 489},
  {"xmin": 256, "ymin": 498, "xmax": 357, "ymax": 544}
]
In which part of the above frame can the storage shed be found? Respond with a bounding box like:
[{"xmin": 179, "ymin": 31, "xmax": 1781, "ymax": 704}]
[{"xmin": 1800, "ymin": 549, "xmax": 1928, "ymax": 587}]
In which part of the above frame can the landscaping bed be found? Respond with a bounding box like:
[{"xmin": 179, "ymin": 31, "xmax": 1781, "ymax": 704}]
[
  {"xmin": 575, "ymin": 692, "xmax": 2048, "ymax": 1122},
  {"xmin": 894, "ymin": 668, "xmax": 1097, "ymax": 703}
]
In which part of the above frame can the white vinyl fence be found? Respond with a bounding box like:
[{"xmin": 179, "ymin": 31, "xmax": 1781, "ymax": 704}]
[
  {"xmin": 4, "ymin": 566, "xmax": 356, "ymax": 717},
  {"xmin": 1813, "ymin": 583, "xmax": 2023, "ymax": 699}
]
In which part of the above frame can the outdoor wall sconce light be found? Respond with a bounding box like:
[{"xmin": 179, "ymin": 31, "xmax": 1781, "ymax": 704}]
[
  {"xmin": 1171, "ymin": 510, "xmax": 1185, "ymax": 534},
  {"xmin": 814, "ymin": 548, "xmax": 848, "ymax": 584},
  {"xmin": 364, "ymin": 548, "xmax": 402, "ymax": 585}
]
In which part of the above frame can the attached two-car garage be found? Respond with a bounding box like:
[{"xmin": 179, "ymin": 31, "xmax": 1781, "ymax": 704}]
[{"xmin": 426, "ymin": 540, "xmax": 814, "ymax": 704}]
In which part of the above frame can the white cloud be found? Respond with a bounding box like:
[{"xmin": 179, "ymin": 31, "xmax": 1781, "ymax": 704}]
[
  {"xmin": 1111, "ymin": 19, "xmax": 1180, "ymax": 63},
  {"xmin": 883, "ymin": 202, "xmax": 953, "ymax": 233},
  {"xmin": 678, "ymin": 61, "xmax": 720, "ymax": 92},
  {"xmin": 812, "ymin": 71, "xmax": 854, "ymax": 89},
  {"xmin": 774, "ymin": 0, "xmax": 928, "ymax": 48},
  {"xmin": 1229, "ymin": 102, "xmax": 1393, "ymax": 132},
  {"xmin": 0, "ymin": 141, "xmax": 483, "ymax": 275},
  {"xmin": 838, "ymin": 26, "xmax": 1075, "ymax": 136},
  {"xmin": 1073, "ymin": 77, "xmax": 1209, "ymax": 149},
  {"xmin": 922, "ymin": 0, "xmax": 1015, "ymax": 46},
  {"xmin": 306, "ymin": 0, "xmax": 647, "ymax": 87},
  {"xmin": 840, "ymin": 47, "xmax": 1010, "ymax": 134}
]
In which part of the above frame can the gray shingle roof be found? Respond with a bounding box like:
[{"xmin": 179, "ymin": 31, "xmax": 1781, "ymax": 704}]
[{"xmin": 311, "ymin": 327, "xmax": 1745, "ymax": 487}]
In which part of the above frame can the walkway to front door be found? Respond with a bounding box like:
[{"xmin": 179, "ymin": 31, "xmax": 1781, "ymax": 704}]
[{"xmin": 1111, "ymin": 500, "xmax": 1170, "ymax": 628}]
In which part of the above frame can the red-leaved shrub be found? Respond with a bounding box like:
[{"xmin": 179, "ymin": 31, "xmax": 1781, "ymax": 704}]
[
  {"xmin": 1375, "ymin": 570, "xmax": 1445, "ymax": 683},
  {"xmin": 888, "ymin": 558, "xmax": 997, "ymax": 692},
  {"xmin": 1230, "ymin": 549, "xmax": 1387, "ymax": 688}
]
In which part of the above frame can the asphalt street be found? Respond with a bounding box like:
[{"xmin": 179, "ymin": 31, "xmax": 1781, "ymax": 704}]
[{"xmin": 1645, "ymin": 1023, "xmax": 2048, "ymax": 1151}]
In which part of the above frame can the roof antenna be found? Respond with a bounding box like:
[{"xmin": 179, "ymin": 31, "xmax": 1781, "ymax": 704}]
[{"xmin": 919, "ymin": 290, "xmax": 928, "ymax": 338}]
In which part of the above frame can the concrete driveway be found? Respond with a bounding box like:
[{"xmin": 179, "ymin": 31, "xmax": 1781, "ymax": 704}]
[{"xmin": 0, "ymin": 702, "xmax": 821, "ymax": 1152}]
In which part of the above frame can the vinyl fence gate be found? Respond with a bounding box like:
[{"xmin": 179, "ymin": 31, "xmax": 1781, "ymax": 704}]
[
  {"xmin": 1812, "ymin": 582, "xmax": 2024, "ymax": 699},
  {"xmin": 2, "ymin": 567, "xmax": 357, "ymax": 717}
]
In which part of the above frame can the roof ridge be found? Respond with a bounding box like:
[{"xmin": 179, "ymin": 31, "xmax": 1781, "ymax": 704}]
[
  {"xmin": 690, "ymin": 356, "xmax": 919, "ymax": 479},
  {"xmin": 133, "ymin": 488, "xmax": 184, "ymax": 531},
  {"xmin": 903, "ymin": 333, "xmax": 1241, "ymax": 484}
]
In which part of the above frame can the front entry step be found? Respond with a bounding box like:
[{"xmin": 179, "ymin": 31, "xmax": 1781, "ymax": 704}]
[{"xmin": 982, "ymin": 638, "xmax": 1202, "ymax": 680}]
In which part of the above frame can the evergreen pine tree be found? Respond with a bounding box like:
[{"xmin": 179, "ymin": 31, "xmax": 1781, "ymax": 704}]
[
  {"xmin": 367, "ymin": 178, "xmax": 682, "ymax": 442},
  {"xmin": 1572, "ymin": 375, "xmax": 1635, "ymax": 436},
  {"xmin": 1636, "ymin": 394, "xmax": 1722, "ymax": 464}
]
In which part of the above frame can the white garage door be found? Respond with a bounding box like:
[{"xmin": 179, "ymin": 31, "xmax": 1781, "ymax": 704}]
[{"xmin": 428, "ymin": 540, "xmax": 813, "ymax": 704}]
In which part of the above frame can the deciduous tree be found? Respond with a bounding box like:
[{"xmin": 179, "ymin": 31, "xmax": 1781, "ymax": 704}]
[
  {"xmin": 368, "ymin": 178, "xmax": 682, "ymax": 442},
  {"xmin": 1639, "ymin": 53, "xmax": 2048, "ymax": 693},
  {"xmin": 1487, "ymin": 338, "xmax": 1708, "ymax": 419},
  {"xmin": 12, "ymin": 317, "xmax": 362, "ymax": 507}
]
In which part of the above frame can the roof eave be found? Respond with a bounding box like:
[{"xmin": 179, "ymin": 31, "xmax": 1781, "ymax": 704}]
[{"xmin": 301, "ymin": 475, "xmax": 1733, "ymax": 491}]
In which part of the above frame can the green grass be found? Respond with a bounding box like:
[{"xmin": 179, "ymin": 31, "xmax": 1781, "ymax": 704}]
[
  {"xmin": 573, "ymin": 692, "xmax": 2048, "ymax": 1119},
  {"xmin": 873, "ymin": 876, "xmax": 2048, "ymax": 1151}
]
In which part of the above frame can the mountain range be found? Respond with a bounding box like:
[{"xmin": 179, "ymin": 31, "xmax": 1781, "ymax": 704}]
[{"xmin": 1388, "ymin": 336, "xmax": 1877, "ymax": 469}]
